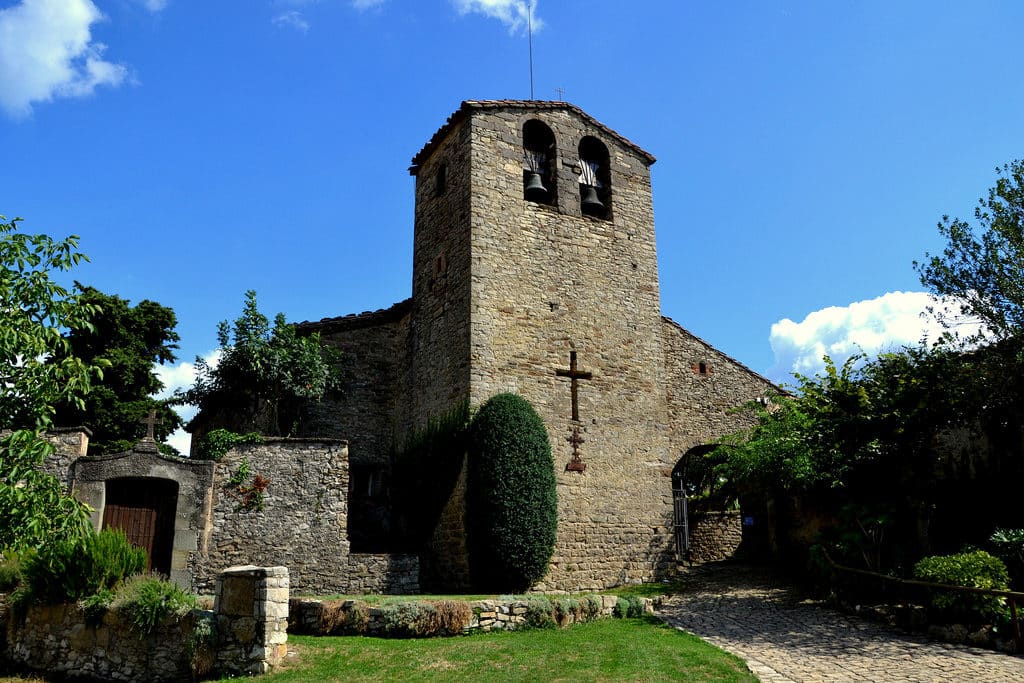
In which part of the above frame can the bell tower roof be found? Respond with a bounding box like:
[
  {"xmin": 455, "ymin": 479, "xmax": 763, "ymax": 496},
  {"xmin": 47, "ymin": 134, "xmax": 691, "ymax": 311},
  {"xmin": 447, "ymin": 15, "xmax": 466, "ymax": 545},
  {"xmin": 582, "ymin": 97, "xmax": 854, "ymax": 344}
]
[{"xmin": 409, "ymin": 99, "xmax": 656, "ymax": 175}]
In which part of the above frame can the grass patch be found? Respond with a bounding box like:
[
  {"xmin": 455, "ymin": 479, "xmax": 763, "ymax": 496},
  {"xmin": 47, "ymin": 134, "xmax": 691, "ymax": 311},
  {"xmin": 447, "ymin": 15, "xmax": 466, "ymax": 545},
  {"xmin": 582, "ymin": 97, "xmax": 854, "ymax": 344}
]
[{"xmin": 226, "ymin": 617, "xmax": 754, "ymax": 682}]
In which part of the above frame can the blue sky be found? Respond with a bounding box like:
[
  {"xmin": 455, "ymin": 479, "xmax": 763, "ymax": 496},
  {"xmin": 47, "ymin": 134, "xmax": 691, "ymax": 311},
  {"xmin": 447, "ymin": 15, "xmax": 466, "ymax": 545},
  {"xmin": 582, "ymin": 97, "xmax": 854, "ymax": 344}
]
[{"xmin": 3, "ymin": 1, "xmax": 1022, "ymax": 451}]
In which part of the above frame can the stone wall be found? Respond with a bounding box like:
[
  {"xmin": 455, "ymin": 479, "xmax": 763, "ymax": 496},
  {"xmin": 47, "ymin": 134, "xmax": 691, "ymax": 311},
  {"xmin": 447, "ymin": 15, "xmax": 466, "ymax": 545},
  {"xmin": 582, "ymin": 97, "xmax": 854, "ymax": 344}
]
[
  {"xmin": 345, "ymin": 554, "xmax": 420, "ymax": 594},
  {"xmin": 192, "ymin": 438, "xmax": 421, "ymax": 596},
  {"xmin": 1, "ymin": 566, "xmax": 288, "ymax": 682},
  {"xmin": 40, "ymin": 427, "xmax": 90, "ymax": 488},
  {"xmin": 300, "ymin": 300, "xmax": 411, "ymax": 467},
  {"xmin": 192, "ymin": 438, "xmax": 349, "ymax": 594},
  {"xmin": 662, "ymin": 318, "xmax": 776, "ymax": 457},
  {"xmin": 688, "ymin": 511, "xmax": 743, "ymax": 563},
  {"xmin": 214, "ymin": 565, "xmax": 289, "ymax": 675},
  {"xmin": 288, "ymin": 594, "xmax": 654, "ymax": 637},
  {"xmin": 1, "ymin": 600, "xmax": 201, "ymax": 682}
]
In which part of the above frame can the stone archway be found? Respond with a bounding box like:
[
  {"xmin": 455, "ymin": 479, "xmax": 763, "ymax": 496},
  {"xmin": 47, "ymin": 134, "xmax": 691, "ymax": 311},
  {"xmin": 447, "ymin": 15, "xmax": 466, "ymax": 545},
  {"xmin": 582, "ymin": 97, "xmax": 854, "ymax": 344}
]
[
  {"xmin": 672, "ymin": 444, "xmax": 721, "ymax": 562},
  {"xmin": 102, "ymin": 477, "xmax": 179, "ymax": 576}
]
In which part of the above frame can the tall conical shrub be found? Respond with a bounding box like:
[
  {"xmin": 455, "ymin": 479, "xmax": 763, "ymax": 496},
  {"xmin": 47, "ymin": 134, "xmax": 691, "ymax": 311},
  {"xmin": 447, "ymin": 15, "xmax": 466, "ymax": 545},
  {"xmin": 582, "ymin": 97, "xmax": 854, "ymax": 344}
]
[{"xmin": 467, "ymin": 393, "xmax": 557, "ymax": 591}]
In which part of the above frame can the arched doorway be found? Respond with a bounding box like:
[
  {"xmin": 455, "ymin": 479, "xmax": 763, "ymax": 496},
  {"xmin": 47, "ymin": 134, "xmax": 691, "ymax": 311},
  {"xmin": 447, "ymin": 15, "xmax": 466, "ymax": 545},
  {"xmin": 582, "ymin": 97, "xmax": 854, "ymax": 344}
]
[
  {"xmin": 671, "ymin": 445, "xmax": 720, "ymax": 561},
  {"xmin": 102, "ymin": 477, "xmax": 179, "ymax": 576}
]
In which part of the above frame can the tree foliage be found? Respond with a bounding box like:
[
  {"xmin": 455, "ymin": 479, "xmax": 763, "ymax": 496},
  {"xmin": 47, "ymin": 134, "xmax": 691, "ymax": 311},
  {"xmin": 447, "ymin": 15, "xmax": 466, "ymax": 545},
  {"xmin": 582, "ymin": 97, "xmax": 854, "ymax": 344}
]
[
  {"xmin": 721, "ymin": 339, "xmax": 1024, "ymax": 570},
  {"xmin": 466, "ymin": 393, "xmax": 557, "ymax": 592},
  {"xmin": 1, "ymin": 215, "xmax": 98, "ymax": 550},
  {"xmin": 52, "ymin": 285, "xmax": 182, "ymax": 454},
  {"xmin": 180, "ymin": 290, "xmax": 341, "ymax": 436},
  {"xmin": 915, "ymin": 160, "xmax": 1024, "ymax": 340}
]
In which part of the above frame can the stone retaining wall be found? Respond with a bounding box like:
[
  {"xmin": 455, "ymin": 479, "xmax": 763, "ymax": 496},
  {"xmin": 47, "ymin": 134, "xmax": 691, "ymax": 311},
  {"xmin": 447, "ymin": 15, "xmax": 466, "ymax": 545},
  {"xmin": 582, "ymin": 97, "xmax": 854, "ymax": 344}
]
[
  {"xmin": 288, "ymin": 594, "xmax": 654, "ymax": 637},
  {"xmin": 688, "ymin": 511, "xmax": 743, "ymax": 563},
  {"xmin": 1, "ymin": 565, "xmax": 288, "ymax": 682},
  {"xmin": 1, "ymin": 599, "xmax": 200, "ymax": 682}
]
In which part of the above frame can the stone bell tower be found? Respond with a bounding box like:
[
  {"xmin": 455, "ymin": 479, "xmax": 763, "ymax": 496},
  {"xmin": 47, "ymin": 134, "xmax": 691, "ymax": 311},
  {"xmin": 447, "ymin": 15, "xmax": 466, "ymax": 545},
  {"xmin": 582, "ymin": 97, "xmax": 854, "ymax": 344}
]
[{"xmin": 408, "ymin": 101, "xmax": 674, "ymax": 589}]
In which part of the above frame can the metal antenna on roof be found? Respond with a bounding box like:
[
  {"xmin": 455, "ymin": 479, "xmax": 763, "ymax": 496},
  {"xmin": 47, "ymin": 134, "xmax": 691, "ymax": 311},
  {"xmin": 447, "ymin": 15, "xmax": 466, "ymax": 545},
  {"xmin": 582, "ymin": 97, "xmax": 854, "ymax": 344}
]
[{"xmin": 528, "ymin": 0, "xmax": 535, "ymax": 99}]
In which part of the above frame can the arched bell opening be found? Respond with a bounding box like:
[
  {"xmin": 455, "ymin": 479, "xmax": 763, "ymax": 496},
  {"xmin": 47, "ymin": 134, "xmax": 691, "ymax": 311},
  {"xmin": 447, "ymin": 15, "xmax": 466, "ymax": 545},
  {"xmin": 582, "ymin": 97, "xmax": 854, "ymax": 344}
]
[
  {"xmin": 522, "ymin": 119, "xmax": 557, "ymax": 206},
  {"xmin": 578, "ymin": 136, "xmax": 611, "ymax": 219}
]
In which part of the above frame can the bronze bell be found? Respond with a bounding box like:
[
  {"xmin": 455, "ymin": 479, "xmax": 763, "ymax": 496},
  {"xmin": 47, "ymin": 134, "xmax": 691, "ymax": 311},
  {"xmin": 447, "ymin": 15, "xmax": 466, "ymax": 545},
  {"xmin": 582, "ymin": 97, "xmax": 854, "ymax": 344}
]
[
  {"xmin": 524, "ymin": 171, "xmax": 548, "ymax": 201},
  {"xmin": 580, "ymin": 185, "xmax": 604, "ymax": 214}
]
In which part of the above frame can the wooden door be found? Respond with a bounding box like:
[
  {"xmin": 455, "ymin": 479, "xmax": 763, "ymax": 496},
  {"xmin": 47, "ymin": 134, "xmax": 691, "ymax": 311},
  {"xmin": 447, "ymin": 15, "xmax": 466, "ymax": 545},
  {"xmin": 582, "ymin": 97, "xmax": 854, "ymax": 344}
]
[{"xmin": 102, "ymin": 478, "xmax": 178, "ymax": 576}]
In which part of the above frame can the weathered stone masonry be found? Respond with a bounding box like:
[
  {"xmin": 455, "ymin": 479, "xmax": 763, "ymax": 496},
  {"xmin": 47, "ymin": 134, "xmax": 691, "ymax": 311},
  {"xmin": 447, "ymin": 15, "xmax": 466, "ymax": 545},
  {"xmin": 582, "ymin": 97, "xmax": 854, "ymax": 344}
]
[
  {"xmin": 298, "ymin": 100, "xmax": 778, "ymax": 591},
  {"xmin": 46, "ymin": 101, "xmax": 776, "ymax": 594}
]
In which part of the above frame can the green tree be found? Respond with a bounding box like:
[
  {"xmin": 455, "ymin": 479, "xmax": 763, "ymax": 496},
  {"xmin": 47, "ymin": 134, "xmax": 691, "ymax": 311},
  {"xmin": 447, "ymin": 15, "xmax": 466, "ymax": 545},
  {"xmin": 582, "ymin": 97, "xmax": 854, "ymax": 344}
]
[
  {"xmin": 915, "ymin": 160, "xmax": 1024, "ymax": 340},
  {"xmin": 180, "ymin": 290, "xmax": 341, "ymax": 436},
  {"xmin": 1, "ymin": 215, "xmax": 100, "ymax": 550},
  {"xmin": 466, "ymin": 393, "xmax": 557, "ymax": 592},
  {"xmin": 52, "ymin": 285, "xmax": 182, "ymax": 454}
]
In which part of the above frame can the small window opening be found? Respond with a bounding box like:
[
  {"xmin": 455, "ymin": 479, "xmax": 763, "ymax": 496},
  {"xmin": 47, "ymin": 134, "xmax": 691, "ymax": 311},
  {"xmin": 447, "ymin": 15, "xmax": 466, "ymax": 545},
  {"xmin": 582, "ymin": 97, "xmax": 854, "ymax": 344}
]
[
  {"xmin": 578, "ymin": 136, "xmax": 611, "ymax": 219},
  {"xmin": 434, "ymin": 162, "xmax": 447, "ymax": 197},
  {"xmin": 523, "ymin": 119, "xmax": 557, "ymax": 205},
  {"xmin": 692, "ymin": 361, "xmax": 712, "ymax": 376},
  {"xmin": 434, "ymin": 252, "xmax": 447, "ymax": 275}
]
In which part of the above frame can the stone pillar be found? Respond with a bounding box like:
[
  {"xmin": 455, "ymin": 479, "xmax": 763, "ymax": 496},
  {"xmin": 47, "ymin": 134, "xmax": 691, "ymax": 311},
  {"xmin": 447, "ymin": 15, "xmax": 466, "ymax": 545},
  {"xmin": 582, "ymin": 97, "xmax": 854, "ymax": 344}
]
[{"xmin": 214, "ymin": 565, "xmax": 289, "ymax": 675}]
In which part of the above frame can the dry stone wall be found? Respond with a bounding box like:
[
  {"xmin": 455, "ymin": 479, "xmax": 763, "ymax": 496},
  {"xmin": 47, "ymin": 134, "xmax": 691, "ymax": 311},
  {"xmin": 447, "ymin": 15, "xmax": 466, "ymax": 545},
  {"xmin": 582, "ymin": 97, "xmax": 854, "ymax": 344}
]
[{"xmin": 192, "ymin": 439, "xmax": 350, "ymax": 594}]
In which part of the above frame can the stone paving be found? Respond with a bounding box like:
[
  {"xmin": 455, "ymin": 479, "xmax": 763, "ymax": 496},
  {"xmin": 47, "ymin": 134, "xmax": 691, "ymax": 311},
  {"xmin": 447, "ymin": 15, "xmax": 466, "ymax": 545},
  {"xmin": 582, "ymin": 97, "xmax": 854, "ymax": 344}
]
[{"xmin": 658, "ymin": 564, "xmax": 1024, "ymax": 682}]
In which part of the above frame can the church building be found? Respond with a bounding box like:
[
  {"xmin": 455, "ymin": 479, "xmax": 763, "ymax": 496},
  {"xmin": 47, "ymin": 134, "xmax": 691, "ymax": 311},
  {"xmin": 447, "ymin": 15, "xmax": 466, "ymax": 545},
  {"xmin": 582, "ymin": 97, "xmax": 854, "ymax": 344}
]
[
  {"xmin": 294, "ymin": 100, "xmax": 776, "ymax": 591},
  {"xmin": 50, "ymin": 100, "xmax": 776, "ymax": 594}
]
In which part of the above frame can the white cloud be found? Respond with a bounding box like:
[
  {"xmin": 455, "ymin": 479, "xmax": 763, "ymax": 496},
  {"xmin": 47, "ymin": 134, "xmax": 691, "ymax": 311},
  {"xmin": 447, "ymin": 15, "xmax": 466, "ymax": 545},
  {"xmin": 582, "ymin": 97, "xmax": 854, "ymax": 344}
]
[
  {"xmin": 352, "ymin": 0, "xmax": 385, "ymax": 10},
  {"xmin": 452, "ymin": 0, "xmax": 542, "ymax": 35},
  {"xmin": 152, "ymin": 350, "xmax": 220, "ymax": 457},
  {"xmin": 767, "ymin": 291, "xmax": 986, "ymax": 382},
  {"xmin": 0, "ymin": 0, "xmax": 128, "ymax": 118},
  {"xmin": 272, "ymin": 10, "xmax": 310, "ymax": 32},
  {"xmin": 136, "ymin": 0, "xmax": 168, "ymax": 11}
]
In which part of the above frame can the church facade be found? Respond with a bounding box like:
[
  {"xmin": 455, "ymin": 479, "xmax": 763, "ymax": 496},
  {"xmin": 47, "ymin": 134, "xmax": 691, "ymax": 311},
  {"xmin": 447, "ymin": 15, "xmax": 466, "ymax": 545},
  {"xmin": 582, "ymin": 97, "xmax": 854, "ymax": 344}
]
[
  {"xmin": 47, "ymin": 101, "xmax": 776, "ymax": 594},
  {"xmin": 296, "ymin": 100, "xmax": 776, "ymax": 591}
]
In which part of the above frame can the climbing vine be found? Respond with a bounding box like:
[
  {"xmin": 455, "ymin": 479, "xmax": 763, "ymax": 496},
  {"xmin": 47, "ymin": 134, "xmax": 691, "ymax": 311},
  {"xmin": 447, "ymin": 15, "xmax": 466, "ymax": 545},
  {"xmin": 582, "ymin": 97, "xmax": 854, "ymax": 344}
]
[{"xmin": 224, "ymin": 458, "xmax": 270, "ymax": 512}]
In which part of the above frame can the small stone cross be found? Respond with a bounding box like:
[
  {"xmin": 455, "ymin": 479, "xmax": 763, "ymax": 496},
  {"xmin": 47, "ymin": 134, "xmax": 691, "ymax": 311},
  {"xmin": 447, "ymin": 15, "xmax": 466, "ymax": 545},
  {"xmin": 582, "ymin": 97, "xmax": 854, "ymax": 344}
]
[
  {"xmin": 565, "ymin": 427, "xmax": 587, "ymax": 473},
  {"xmin": 556, "ymin": 351, "xmax": 592, "ymax": 422},
  {"xmin": 140, "ymin": 409, "xmax": 163, "ymax": 440}
]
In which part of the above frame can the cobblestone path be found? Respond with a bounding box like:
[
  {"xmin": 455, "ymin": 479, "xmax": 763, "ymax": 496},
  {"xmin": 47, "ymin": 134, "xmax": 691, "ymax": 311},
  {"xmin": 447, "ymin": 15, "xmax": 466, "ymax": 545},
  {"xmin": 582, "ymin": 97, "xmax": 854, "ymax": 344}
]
[{"xmin": 658, "ymin": 564, "xmax": 1024, "ymax": 682}]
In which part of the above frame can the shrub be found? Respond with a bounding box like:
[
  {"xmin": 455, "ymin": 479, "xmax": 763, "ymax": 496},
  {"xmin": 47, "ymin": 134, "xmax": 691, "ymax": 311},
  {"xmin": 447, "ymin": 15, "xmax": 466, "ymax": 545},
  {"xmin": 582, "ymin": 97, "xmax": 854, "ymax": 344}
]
[
  {"xmin": 195, "ymin": 428, "xmax": 263, "ymax": 461},
  {"xmin": 913, "ymin": 550, "xmax": 1010, "ymax": 624},
  {"xmin": 377, "ymin": 601, "xmax": 447, "ymax": 638},
  {"xmin": 467, "ymin": 393, "xmax": 557, "ymax": 592},
  {"xmin": 524, "ymin": 596, "xmax": 556, "ymax": 629},
  {"xmin": 17, "ymin": 528, "xmax": 146, "ymax": 606},
  {"xmin": 613, "ymin": 595, "xmax": 644, "ymax": 619},
  {"xmin": 113, "ymin": 574, "xmax": 197, "ymax": 634},
  {"xmin": 188, "ymin": 611, "xmax": 217, "ymax": 677},
  {"xmin": 431, "ymin": 599, "xmax": 472, "ymax": 636},
  {"xmin": 581, "ymin": 595, "xmax": 602, "ymax": 621},
  {"xmin": 322, "ymin": 600, "xmax": 370, "ymax": 635},
  {"xmin": 80, "ymin": 588, "xmax": 115, "ymax": 625},
  {"xmin": 0, "ymin": 550, "xmax": 23, "ymax": 592},
  {"xmin": 989, "ymin": 528, "xmax": 1024, "ymax": 589}
]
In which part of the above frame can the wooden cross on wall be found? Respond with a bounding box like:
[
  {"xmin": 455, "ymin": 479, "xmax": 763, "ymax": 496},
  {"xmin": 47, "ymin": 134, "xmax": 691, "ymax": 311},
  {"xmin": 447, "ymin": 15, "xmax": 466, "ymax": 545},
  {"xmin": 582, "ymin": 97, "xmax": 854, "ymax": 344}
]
[{"xmin": 555, "ymin": 351, "xmax": 592, "ymax": 422}]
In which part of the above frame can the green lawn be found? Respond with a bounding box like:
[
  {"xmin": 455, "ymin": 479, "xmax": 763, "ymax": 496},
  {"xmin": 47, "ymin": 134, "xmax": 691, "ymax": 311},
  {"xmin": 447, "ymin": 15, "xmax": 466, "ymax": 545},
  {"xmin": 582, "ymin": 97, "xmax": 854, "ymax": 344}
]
[{"xmin": 235, "ymin": 617, "xmax": 755, "ymax": 682}]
